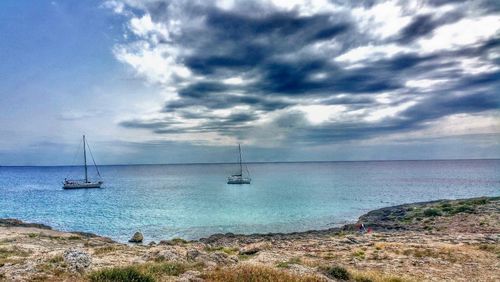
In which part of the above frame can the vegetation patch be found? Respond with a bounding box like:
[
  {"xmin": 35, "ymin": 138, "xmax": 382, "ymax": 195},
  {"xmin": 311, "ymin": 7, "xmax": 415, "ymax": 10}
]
[
  {"xmin": 276, "ymin": 257, "xmax": 302, "ymax": 268},
  {"xmin": 0, "ymin": 246, "xmax": 31, "ymax": 259},
  {"xmin": 204, "ymin": 264, "xmax": 324, "ymax": 282},
  {"xmin": 163, "ymin": 238, "xmax": 188, "ymax": 245},
  {"xmin": 402, "ymin": 247, "xmax": 457, "ymax": 262},
  {"xmin": 88, "ymin": 266, "xmax": 154, "ymax": 282},
  {"xmin": 478, "ymin": 244, "xmax": 500, "ymax": 258},
  {"xmin": 423, "ymin": 208, "xmax": 442, "ymax": 217},
  {"xmin": 451, "ymin": 205, "xmax": 475, "ymax": 214},
  {"xmin": 48, "ymin": 254, "xmax": 64, "ymax": 264},
  {"xmin": 204, "ymin": 246, "xmax": 239, "ymax": 255},
  {"xmin": 237, "ymin": 254, "xmax": 253, "ymax": 260},
  {"xmin": 324, "ymin": 265, "xmax": 350, "ymax": 280},
  {"xmin": 352, "ymin": 250, "xmax": 366, "ymax": 260},
  {"xmin": 94, "ymin": 245, "xmax": 119, "ymax": 255},
  {"xmin": 88, "ymin": 262, "xmax": 199, "ymax": 281},
  {"xmin": 351, "ymin": 269, "xmax": 409, "ymax": 282}
]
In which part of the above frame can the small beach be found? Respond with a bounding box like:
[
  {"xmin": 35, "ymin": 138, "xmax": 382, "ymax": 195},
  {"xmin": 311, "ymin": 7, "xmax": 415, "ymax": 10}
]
[{"xmin": 1, "ymin": 196, "xmax": 499, "ymax": 281}]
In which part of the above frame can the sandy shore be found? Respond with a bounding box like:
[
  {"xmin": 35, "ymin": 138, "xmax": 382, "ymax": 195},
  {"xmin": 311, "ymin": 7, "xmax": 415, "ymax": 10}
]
[{"xmin": 1, "ymin": 196, "xmax": 499, "ymax": 281}]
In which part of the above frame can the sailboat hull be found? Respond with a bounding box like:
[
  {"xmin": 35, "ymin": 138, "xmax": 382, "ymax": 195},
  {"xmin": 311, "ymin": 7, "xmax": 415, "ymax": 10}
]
[
  {"xmin": 63, "ymin": 181, "xmax": 103, "ymax": 189},
  {"xmin": 227, "ymin": 176, "xmax": 251, "ymax": 184}
]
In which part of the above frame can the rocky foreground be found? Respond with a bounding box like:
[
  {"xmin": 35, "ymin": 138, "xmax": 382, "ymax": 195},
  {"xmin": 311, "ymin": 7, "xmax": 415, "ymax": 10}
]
[{"xmin": 1, "ymin": 197, "xmax": 499, "ymax": 281}]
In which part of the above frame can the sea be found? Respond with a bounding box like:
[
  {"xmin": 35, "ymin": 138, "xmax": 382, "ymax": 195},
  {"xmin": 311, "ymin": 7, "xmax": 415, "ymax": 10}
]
[{"xmin": 0, "ymin": 160, "xmax": 499, "ymax": 243}]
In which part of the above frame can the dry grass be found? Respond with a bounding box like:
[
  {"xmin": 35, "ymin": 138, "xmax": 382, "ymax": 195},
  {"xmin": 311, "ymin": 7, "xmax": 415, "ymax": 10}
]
[
  {"xmin": 401, "ymin": 246, "xmax": 463, "ymax": 263},
  {"xmin": 204, "ymin": 246, "xmax": 239, "ymax": 255},
  {"xmin": 93, "ymin": 245, "xmax": 119, "ymax": 255},
  {"xmin": 204, "ymin": 264, "xmax": 325, "ymax": 282},
  {"xmin": 350, "ymin": 269, "xmax": 412, "ymax": 282},
  {"xmin": 0, "ymin": 246, "xmax": 31, "ymax": 258},
  {"xmin": 88, "ymin": 261, "xmax": 201, "ymax": 281}
]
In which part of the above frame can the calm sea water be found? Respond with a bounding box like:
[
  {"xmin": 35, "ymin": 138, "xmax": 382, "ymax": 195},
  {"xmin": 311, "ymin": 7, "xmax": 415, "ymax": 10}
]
[{"xmin": 0, "ymin": 160, "xmax": 499, "ymax": 242}]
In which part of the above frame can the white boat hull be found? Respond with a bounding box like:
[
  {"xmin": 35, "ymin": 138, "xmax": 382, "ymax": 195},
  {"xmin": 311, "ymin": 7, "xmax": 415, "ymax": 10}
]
[
  {"xmin": 63, "ymin": 181, "xmax": 103, "ymax": 189},
  {"xmin": 227, "ymin": 176, "xmax": 251, "ymax": 184}
]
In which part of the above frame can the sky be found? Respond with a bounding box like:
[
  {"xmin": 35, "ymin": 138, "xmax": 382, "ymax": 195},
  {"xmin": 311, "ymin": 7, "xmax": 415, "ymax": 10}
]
[{"xmin": 0, "ymin": 0, "xmax": 499, "ymax": 165}]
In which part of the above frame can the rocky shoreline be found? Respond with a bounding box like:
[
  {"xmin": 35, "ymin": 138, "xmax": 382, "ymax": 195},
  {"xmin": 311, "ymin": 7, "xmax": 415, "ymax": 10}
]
[{"xmin": 1, "ymin": 196, "xmax": 499, "ymax": 281}]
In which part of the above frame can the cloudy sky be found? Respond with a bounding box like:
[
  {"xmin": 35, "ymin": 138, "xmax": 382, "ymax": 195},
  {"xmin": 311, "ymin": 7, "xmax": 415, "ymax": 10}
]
[{"xmin": 0, "ymin": 0, "xmax": 499, "ymax": 165}]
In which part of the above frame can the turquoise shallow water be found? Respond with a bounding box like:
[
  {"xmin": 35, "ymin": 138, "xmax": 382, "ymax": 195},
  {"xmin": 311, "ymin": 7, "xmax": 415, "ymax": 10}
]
[{"xmin": 0, "ymin": 160, "xmax": 499, "ymax": 242}]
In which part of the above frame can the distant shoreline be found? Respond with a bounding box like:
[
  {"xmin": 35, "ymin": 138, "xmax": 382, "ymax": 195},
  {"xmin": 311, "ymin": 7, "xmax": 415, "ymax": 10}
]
[{"xmin": 1, "ymin": 157, "xmax": 499, "ymax": 167}]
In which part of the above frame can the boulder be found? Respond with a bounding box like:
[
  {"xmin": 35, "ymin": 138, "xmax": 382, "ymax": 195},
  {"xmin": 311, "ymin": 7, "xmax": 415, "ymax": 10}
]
[
  {"xmin": 63, "ymin": 248, "xmax": 91, "ymax": 272},
  {"xmin": 208, "ymin": 252, "xmax": 238, "ymax": 265},
  {"xmin": 129, "ymin": 232, "xmax": 144, "ymax": 243}
]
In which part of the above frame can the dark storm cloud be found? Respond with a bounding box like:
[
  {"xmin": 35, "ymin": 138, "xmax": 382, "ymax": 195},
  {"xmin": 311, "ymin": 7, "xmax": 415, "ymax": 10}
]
[
  {"xmin": 116, "ymin": 0, "xmax": 499, "ymax": 145},
  {"xmin": 397, "ymin": 11, "xmax": 463, "ymax": 43},
  {"xmin": 164, "ymin": 91, "xmax": 291, "ymax": 112},
  {"xmin": 180, "ymin": 8, "xmax": 352, "ymax": 75},
  {"xmin": 273, "ymin": 89, "xmax": 499, "ymax": 145},
  {"xmin": 120, "ymin": 119, "xmax": 180, "ymax": 129}
]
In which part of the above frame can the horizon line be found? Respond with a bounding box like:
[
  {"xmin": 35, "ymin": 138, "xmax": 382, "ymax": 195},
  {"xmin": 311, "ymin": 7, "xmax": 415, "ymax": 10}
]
[{"xmin": 1, "ymin": 158, "xmax": 499, "ymax": 167}]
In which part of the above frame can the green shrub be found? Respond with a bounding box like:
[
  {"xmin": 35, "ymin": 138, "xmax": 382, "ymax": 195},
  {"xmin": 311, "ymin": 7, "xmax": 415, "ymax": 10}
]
[
  {"xmin": 352, "ymin": 250, "xmax": 366, "ymax": 259},
  {"xmin": 452, "ymin": 205, "xmax": 475, "ymax": 214},
  {"xmin": 141, "ymin": 262, "xmax": 187, "ymax": 277},
  {"xmin": 469, "ymin": 198, "xmax": 488, "ymax": 205},
  {"xmin": 423, "ymin": 208, "xmax": 442, "ymax": 217},
  {"xmin": 88, "ymin": 267, "xmax": 154, "ymax": 282},
  {"xmin": 326, "ymin": 266, "xmax": 350, "ymax": 280},
  {"xmin": 441, "ymin": 206, "xmax": 453, "ymax": 213}
]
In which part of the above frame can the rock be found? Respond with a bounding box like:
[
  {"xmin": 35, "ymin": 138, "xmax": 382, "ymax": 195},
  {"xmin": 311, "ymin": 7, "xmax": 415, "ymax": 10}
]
[
  {"xmin": 148, "ymin": 241, "xmax": 156, "ymax": 246},
  {"xmin": 129, "ymin": 232, "xmax": 144, "ymax": 243},
  {"xmin": 63, "ymin": 248, "xmax": 91, "ymax": 272},
  {"xmin": 208, "ymin": 252, "xmax": 238, "ymax": 265},
  {"xmin": 145, "ymin": 248, "xmax": 182, "ymax": 262}
]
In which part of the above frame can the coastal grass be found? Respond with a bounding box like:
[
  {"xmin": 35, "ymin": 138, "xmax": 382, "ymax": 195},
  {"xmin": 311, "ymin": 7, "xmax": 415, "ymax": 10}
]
[
  {"xmin": 237, "ymin": 253, "xmax": 254, "ymax": 260},
  {"xmin": 352, "ymin": 250, "xmax": 366, "ymax": 260},
  {"xmin": 28, "ymin": 232, "xmax": 39, "ymax": 238},
  {"xmin": 162, "ymin": 238, "xmax": 188, "ymax": 245},
  {"xmin": 203, "ymin": 264, "xmax": 324, "ymax": 282},
  {"xmin": 94, "ymin": 245, "xmax": 120, "ymax": 255},
  {"xmin": 0, "ymin": 245, "xmax": 31, "ymax": 267},
  {"xmin": 0, "ymin": 246, "xmax": 31, "ymax": 259},
  {"xmin": 88, "ymin": 266, "xmax": 154, "ymax": 282},
  {"xmin": 397, "ymin": 197, "xmax": 496, "ymax": 225},
  {"xmin": 350, "ymin": 269, "xmax": 411, "ymax": 282},
  {"xmin": 478, "ymin": 243, "xmax": 500, "ymax": 258},
  {"xmin": 323, "ymin": 265, "xmax": 350, "ymax": 280},
  {"xmin": 88, "ymin": 262, "xmax": 200, "ymax": 281},
  {"xmin": 276, "ymin": 257, "xmax": 302, "ymax": 268},
  {"xmin": 204, "ymin": 246, "xmax": 239, "ymax": 255}
]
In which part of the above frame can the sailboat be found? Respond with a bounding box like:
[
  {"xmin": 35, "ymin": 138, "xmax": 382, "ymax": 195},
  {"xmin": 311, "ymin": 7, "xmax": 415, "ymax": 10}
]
[
  {"xmin": 63, "ymin": 135, "xmax": 103, "ymax": 189},
  {"xmin": 227, "ymin": 144, "xmax": 251, "ymax": 184}
]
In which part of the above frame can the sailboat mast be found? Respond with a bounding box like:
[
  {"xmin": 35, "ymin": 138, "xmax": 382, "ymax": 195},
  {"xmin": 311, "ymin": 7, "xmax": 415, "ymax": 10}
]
[
  {"xmin": 238, "ymin": 144, "xmax": 242, "ymax": 176},
  {"xmin": 83, "ymin": 135, "xmax": 88, "ymax": 183}
]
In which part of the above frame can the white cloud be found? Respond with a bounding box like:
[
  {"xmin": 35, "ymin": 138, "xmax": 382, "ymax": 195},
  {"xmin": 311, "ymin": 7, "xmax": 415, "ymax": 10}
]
[
  {"xmin": 335, "ymin": 43, "xmax": 410, "ymax": 64},
  {"xmin": 352, "ymin": 1, "xmax": 412, "ymax": 39},
  {"xmin": 365, "ymin": 101, "xmax": 418, "ymax": 122},
  {"xmin": 417, "ymin": 15, "xmax": 500, "ymax": 53}
]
